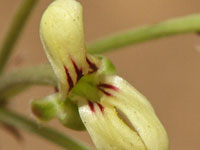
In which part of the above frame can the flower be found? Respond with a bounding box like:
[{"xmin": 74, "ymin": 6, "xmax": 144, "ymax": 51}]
[{"xmin": 34, "ymin": 0, "xmax": 170, "ymax": 149}]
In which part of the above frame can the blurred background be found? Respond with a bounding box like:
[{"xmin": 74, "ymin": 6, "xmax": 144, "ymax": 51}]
[{"xmin": 0, "ymin": 0, "xmax": 200, "ymax": 149}]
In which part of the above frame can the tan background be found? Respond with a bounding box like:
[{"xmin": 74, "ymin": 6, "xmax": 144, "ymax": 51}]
[{"xmin": 0, "ymin": 0, "xmax": 200, "ymax": 150}]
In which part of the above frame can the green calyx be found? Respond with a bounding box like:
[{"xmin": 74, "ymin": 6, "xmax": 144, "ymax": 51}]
[
  {"xmin": 31, "ymin": 93, "xmax": 85, "ymax": 130},
  {"xmin": 59, "ymin": 98, "xmax": 85, "ymax": 130},
  {"xmin": 31, "ymin": 94, "xmax": 60, "ymax": 121}
]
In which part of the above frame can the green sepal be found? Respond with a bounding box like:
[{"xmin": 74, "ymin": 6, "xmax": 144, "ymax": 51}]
[
  {"xmin": 31, "ymin": 93, "xmax": 85, "ymax": 130},
  {"xmin": 59, "ymin": 98, "xmax": 85, "ymax": 130},
  {"xmin": 31, "ymin": 94, "xmax": 60, "ymax": 121},
  {"xmin": 96, "ymin": 55, "xmax": 117, "ymax": 75}
]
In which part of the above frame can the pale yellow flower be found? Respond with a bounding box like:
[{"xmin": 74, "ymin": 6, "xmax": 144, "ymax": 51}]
[{"xmin": 39, "ymin": 0, "xmax": 169, "ymax": 149}]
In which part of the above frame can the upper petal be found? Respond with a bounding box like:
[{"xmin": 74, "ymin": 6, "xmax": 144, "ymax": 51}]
[{"xmin": 40, "ymin": 0, "xmax": 89, "ymax": 98}]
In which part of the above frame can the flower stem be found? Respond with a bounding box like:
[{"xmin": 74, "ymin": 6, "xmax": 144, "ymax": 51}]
[
  {"xmin": 0, "ymin": 64, "xmax": 56, "ymax": 99},
  {"xmin": 0, "ymin": 0, "xmax": 39, "ymax": 73},
  {"xmin": 0, "ymin": 108, "xmax": 90, "ymax": 150},
  {"xmin": 87, "ymin": 14, "xmax": 200, "ymax": 54}
]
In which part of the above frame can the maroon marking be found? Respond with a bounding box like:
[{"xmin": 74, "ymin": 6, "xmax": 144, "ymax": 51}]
[
  {"xmin": 98, "ymin": 87, "xmax": 113, "ymax": 96},
  {"xmin": 32, "ymin": 106, "xmax": 42, "ymax": 118},
  {"xmin": 88, "ymin": 101, "xmax": 95, "ymax": 112},
  {"xmin": 86, "ymin": 57, "xmax": 98, "ymax": 73},
  {"xmin": 64, "ymin": 66, "xmax": 74, "ymax": 92},
  {"xmin": 54, "ymin": 87, "xmax": 59, "ymax": 93},
  {"xmin": 98, "ymin": 83, "xmax": 119, "ymax": 91},
  {"xmin": 71, "ymin": 58, "xmax": 83, "ymax": 81},
  {"xmin": 97, "ymin": 103, "xmax": 104, "ymax": 113}
]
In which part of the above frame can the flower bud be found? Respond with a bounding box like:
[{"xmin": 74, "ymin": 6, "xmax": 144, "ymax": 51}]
[{"xmin": 31, "ymin": 93, "xmax": 85, "ymax": 130}]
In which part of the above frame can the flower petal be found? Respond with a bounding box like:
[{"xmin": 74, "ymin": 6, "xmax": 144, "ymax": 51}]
[
  {"xmin": 78, "ymin": 99, "xmax": 147, "ymax": 150},
  {"xmin": 40, "ymin": 0, "xmax": 91, "ymax": 98},
  {"xmin": 98, "ymin": 75, "xmax": 169, "ymax": 150}
]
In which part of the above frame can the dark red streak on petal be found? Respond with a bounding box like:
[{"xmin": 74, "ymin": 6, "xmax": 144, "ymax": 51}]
[
  {"xmin": 86, "ymin": 57, "xmax": 98, "ymax": 73},
  {"xmin": 64, "ymin": 66, "xmax": 74, "ymax": 92},
  {"xmin": 88, "ymin": 101, "xmax": 95, "ymax": 112},
  {"xmin": 98, "ymin": 83, "xmax": 119, "ymax": 91},
  {"xmin": 98, "ymin": 87, "xmax": 113, "ymax": 96},
  {"xmin": 97, "ymin": 103, "xmax": 104, "ymax": 113},
  {"xmin": 71, "ymin": 58, "xmax": 83, "ymax": 81}
]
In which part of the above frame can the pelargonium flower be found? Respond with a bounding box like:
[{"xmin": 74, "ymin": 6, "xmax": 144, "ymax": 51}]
[{"xmin": 32, "ymin": 0, "xmax": 169, "ymax": 149}]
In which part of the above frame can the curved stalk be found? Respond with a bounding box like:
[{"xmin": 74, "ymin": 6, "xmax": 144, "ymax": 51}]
[
  {"xmin": 0, "ymin": 64, "xmax": 56, "ymax": 99},
  {"xmin": 0, "ymin": 0, "xmax": 39, "ymax": 73},
  {"xmin": 0, "ymin": 108, "xmax": 90, "ymax": 150},
  {"xmin": 88, "ymin": 14, "xmax": 200, "ymax": 54},
  {"xmin": 1, "ymin": 15, "xmax": 200, "ymax": 98}
]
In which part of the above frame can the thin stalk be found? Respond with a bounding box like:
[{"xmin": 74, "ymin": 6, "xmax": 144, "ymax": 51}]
[
  {"xmin": 1, "ymin": 14, "xmax": 200, "ymax": 97},
  {"xmin": 87, "ymin": 14, "xmax": 200, "ymax": 54},
  {"xmin": 1, "ymin": 14, "xmax": 200, "ymax": 98},
  {"xmin": 0, "ymin": 0, "xmax": 39, "ymax": 73},
  {"xmin": 0, "ymin": 108, "xmax": 90, "ymax": 150},
  {"xmin": 0, "ymin": 64, "xmax": 56, "ymax": 99}
]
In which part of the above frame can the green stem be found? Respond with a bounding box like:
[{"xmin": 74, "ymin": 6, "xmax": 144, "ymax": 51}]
[
  {"xmin": 1, "ymin": 14, "xmax": 200, "ymax": 97},
  {"xmin": 0, "ymin": 64, "xmax": 56, "ymax": 99},
  {"xmin": 0, "ymin": 108, "xmax": 90, "ymax": 150},
  {"xmin": 0, "ymin": 0, "xmax": 39, "ymax": 73},
  {"xmin": 87, "ymin": 14, "xmax": 200, "ymax": 54}
]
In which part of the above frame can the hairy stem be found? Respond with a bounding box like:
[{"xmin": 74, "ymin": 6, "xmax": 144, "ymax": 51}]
[
  {"xmin": 0, "ymin": 64, "xmax": 56, "ymax": 99},
  {"xmin": 88, "ymin": 14, "xmax": 200, "ymax": 54},
  {"xmin": 0, "ymin": 108, "xmax": 90, "ymax": 150},
  {"xmin": 0, "ymin": 0, "xmax": 39, "ymax": 73}
]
